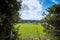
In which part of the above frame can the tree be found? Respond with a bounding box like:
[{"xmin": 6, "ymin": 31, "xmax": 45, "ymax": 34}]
[
  {"xmin": 45, "ymin": 4, "xmax": 60, "ymax": 40},
  {"xmin": 0, "ymin": 0, "xmax": 21, "ymax": 40}
]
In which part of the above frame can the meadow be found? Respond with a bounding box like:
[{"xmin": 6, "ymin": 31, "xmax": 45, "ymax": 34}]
[{"xmin": 14, "ymin": 23, "xmax": 47, "ymax": 40}]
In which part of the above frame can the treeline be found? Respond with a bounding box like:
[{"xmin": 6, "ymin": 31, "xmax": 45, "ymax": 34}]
[{"xmin": 20, "ymin": 20, "xmax": 41, "ymax": 23}]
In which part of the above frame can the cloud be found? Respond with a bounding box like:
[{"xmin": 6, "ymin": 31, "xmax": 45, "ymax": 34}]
[
  {"xmin": 51, "ymin": 0, "xmax": 59, "ymax": 4},
  {"xmin": 20, "ymin": 0, "xmax": 44, "ymax": 20}
]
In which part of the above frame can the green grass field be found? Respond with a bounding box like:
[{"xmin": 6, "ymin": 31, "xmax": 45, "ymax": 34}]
[
  {"xmin": 14, "ymin": 23, "xmax": 49, "ymax": 40},
  {"xmin": 14, "ymin": 23, "xmax": 55, "ymax": 40},
  {"xmin": 14, "ymin": 23, "xmax": 45, "ymax": 36}
]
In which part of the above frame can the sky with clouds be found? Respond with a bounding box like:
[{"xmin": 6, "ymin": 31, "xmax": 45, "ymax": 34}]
[{"xmin": 19, "ymin": 0, "xmax": 60, "ymax": 20}]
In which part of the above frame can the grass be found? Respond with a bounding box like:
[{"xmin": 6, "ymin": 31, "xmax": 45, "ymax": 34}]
[
  {"xmin": 14, "ymin": 23, "xmax": 45, "ymax": 36},
  {"xmin": 14, "ymin": 23, "xmax": 55, "ymax": 40}
]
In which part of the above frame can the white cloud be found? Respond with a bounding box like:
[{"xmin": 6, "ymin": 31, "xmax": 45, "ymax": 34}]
[
  {"xmin": 51, "ymin": 0, "xmax": 59, "ymax": 4},
  {"xmin": 20, "ymin": 0, "xmax": 44, "ymax": 20}
]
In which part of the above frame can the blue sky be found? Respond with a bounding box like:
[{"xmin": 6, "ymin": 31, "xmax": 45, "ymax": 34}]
[{"xmin": 19, "ymin": 0, "xmax": 60, "ymax": 20}]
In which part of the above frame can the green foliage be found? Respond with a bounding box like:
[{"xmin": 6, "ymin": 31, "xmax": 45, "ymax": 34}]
[
  {"xmin": 43, "ymin": 4, "xmax": 60, "ymax": 40},
  {"xmin": 47, "ymin": 4, "xmax": 60, "ymax": 14},
  {"xmin": 0, "ymin": 0, "xmax": 21, "ymax": 40},
  {"xmin": 12, "ymin": 24, "xmax": 21, "ymax": 40}
]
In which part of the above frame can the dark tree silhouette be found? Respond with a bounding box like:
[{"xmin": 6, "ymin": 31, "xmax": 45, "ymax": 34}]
[{"xmin": 0, "ymin": 0, "xmax": 21, "ymax": 40}]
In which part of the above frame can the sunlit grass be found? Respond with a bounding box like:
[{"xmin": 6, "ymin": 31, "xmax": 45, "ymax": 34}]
[{"xmin": 14, "ymin": 23, "xmax": 45, "ymax": 36}]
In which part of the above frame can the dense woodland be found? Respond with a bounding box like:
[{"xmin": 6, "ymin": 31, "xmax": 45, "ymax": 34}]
[{"xmin": 0, "ymin": 0, "xmax": 60, "ymax": 40}]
